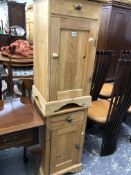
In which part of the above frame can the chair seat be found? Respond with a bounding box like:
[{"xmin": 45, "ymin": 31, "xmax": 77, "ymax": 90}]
[
  {"xmin": 100, "ymin": 83, "xmax": 113, "ymax": 98},
  {"xmin": 0, "ymin": 65, "xmax": 8, "ymax": 79},
  {"xmin": 12, "ymin": 67, "xmax": 33, "ymax": 77},
  {"xmin": 88, "ymin": 99, "xmax": 110, "ymax": 123}
]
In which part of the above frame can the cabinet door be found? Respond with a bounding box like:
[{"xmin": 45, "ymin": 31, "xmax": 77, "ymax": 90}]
[
  {"xmin": 50, "ymin": 17, "xmax": 97, "ymax": 101},
  {"xmin": 8, "ymin": 2, "xmax": 26, "ymax": 30},
  {"xmin": 50, "ymin": 123, "xmax": 82, "ymax": 174}
]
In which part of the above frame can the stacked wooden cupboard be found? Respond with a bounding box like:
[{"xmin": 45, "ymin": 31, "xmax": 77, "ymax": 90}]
[{"xmin": 32, "ymin": 0, "xmax": 104, "ymax": 175}]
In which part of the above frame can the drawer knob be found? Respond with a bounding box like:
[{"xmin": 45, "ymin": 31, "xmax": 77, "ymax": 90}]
[
  {"xmin": 66, "ymin": 116, "xmax": 72, "ymax": 123},
  {"xmin": 75, "ymin": 4, "xmax": 82, "ymax": 10},
  {"xmin": 75, "ymin": 144, "xmax": 80, "ymax": 150},
  {"xmin": 52, "ymin": 53, "xmax": 59, "ymax": 59}
]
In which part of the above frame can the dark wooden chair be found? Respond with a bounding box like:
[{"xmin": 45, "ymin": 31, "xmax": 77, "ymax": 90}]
[
  {"xmin": 17, "ymin": 78, "xmax": 33, "ymax": 98},
  {"xmin": 90, "ymin": 50, "xmax": 112, "ymax": 101},
  {"xmin": 100, "ymin": 50, "xmax": 131, "ymax": 100},
  {"xmin": 0, "ymin": 74, "xmax": 2, "ymax": 100},
  {"xmin": 17, "ymin": 78, "xmax": 42, "ymax": 175},
  {"xmin": 15, "ymin": 78, "xmax": 34, "ymax": 162},
  {"xmin": 0, "ymin": 65, "xmax": 8, "ymax": 99},
  {"xmin": 120, "ymin": 50, "xmax": 131, "ymax": 60},
  {"xmin": 87, "ymin": 59, "xmax": 131, "ymax": 156},
  {"xmin": 10, "ymin": 59, "xmax": 33, "ymax": 96}
]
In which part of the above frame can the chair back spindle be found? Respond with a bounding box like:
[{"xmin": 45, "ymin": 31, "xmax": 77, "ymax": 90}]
[
  {"xmin": 101, "ymin": 59, "xmax": 131, "ymax": 156},
  {"xmin": 120, "ymin": 50, "xmax": 131, "ymax": 60},
  {"xmin": 90, "ymin": 50, "xmax": 112, "ymax": 101}
]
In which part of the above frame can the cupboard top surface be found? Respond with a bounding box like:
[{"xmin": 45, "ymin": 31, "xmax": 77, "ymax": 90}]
[{"xmin": 50, "ymin": 0, "xmax": 102, "ymax": 19}]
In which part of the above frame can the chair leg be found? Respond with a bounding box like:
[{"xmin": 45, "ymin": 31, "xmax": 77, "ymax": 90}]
[
  {"xmin": 23, "ymin": 146, "xmax": 28, "ymax": 162},
  {"xmin": 0, "ymin": 80, "xmax": 2, "ymax": 100},
  {"xmin": 34, "ymin": 149, "xmax": 42, "ymax": 175}
]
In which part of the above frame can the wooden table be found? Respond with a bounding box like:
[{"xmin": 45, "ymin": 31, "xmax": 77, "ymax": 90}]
[
  {"xmin": 0, "ymin": 53, "xmax": 33, "ymax": 96},
  {"xmin": 0, "ymin": 97, "xmax": 44, "ymax": 174}
]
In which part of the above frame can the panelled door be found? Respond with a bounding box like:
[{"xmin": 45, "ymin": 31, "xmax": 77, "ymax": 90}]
[
  {"xmin": 50, "ymin": 17, "xmax": 97, "ymax": 101},
  {"xmin": 50, "ymin": 123, "xmax": 82, "ymax": 174}
]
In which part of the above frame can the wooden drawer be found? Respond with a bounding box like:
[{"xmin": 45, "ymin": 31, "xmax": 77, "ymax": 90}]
[
  {"xmin": 0, "ymin": 130, "xmax": 33, "ymax": 150},
  {"xmin": 51, "ymin": 111, "xmax": 84, "ymax": 129},
  {"xmin": 50, "ymin": 0, "xmax": 101, "ymax": 19}
]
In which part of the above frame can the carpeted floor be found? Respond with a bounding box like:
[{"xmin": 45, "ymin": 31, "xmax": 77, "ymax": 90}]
[{"xmin": 0, "ymin": 116, "xmax": 130, "ymax": 175}]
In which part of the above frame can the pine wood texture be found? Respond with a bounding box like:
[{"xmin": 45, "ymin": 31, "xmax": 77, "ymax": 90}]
[
  {"xmin": 26, "ymin": 5, "xmax": 33, "ymax": 44},
  {"xmin": 33, "ymin": 85, "xmax": 91, "ymax": 117},
  {"xmin": 39, "ymin": 110, "xmax": 87, "ymax": 175},
  {"xmin": 51, "ymin": 0, "xmax": 101, "ymax": 19},
  {"xmin": 33, "ymin": 0, "xmax": 50, "ymax": 102},
  {"xmin": 33, "ymin": 0, "xmax": 102, "ymax": 116}
]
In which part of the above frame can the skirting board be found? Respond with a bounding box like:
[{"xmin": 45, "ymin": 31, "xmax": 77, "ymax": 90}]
[
  {"xmin": 32, "ymin": 85, "xmax": 91, "ymax": 117},
  {"xmin": 39, "ymin": 163, "xmax": 83, "ymax": 175}
]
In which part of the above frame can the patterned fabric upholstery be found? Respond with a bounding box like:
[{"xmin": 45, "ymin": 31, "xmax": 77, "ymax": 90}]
[
  {"xmin": 5, "ymin": 66, "xmax": 33, "ymax": 77},
  {"xmin": 0, "ymin": 65, "xmax": 7, "ymax": 79},
  {"xmin": 12, "ymin": 66, "xmax": 33, "ymax": 77}
]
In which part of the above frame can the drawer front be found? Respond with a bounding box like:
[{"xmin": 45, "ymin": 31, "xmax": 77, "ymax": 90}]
[
  {"xmin": 51, "ymin": 0, "xmax": 101, "ymax": 19},
  {"xmin": 0, "ymin": 130, "xmax": 33, "ymax": 150},
  {"xmin": 51, "ymin": 111, "xmax": 84, "ymax": 129}
]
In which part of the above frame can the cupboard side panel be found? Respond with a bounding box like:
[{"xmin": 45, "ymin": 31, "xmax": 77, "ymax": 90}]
[
  {"xmin": 83, "ymin": 17, "xmax": 101, "ymax": 96},
  {"xmin": 34, "ymin": 0, "xmax": 50, "ymax": 101}
]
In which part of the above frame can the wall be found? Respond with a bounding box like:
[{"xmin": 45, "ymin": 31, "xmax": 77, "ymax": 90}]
[{"xmin": 10, "ymin": 0, "xmax": 33, "ymax": 5}]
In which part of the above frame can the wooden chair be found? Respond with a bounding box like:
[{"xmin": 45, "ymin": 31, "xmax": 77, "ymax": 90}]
[
  {"xmin": 96, "ymin": 50, "xmax": 113, "ymax": 99},
  {"xmin": 17, "ymin": 78, "xmax": 42, "ymax": 175},
  {"xmin": 90, "ymin": 50, "xmax": 112, "ymax": 101},
  {"xmin": 120, "ymin": 50, "xmax": 131, "ymax": 60},
  {"xmin": 17, "ymin": 78, "xmax": 33, "ymax": 98},
  {"xmin": 9, "ymin": 58, "xmax": 33, "ymax": 96},
  {"xmin": 100, "ymin": 50, "xmax": 131, "ymax": 99},
  {"xmin": 0, "ymin": 74, "xmax": 2, "ymax": 100},
  {"xmin": 0, "ymin": 65, "xmax": 8, "ymax": 99},
  {"xmin": 87, "ymin": 59, "xmax": 131, "ymax": 156}
]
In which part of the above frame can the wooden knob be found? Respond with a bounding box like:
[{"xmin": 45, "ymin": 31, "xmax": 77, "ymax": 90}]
[
  {"xmin": 75, "ymin": 144, "xmax": 80, "ymax": 150},
  {"xmin": 66, "ymin": 117, "xmax": 72, "ymax": 123},
  {"xmin": 74, "ymin": 4, "xmax": 82, "ymax": 10},
  {"xmin": 52, "ymin": 53, "xmax": 59, "ymax": 59}
]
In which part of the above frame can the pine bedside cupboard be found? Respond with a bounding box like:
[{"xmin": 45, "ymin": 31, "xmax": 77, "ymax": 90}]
[{"xmin": 33, "ymin": 0, "xmax": 104, "ymax": 116}]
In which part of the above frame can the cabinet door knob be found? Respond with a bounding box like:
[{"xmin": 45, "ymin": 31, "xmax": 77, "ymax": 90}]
[
  {"xmin": 75, "ymin": 144, "xmax": 80, "ymax": 150},
  {"xmin": 66, "ymin": 116, "xmax": 72, "ymax": 123},
  {"xmin": 74, "ymin": 4, "xmax": 82, "ymax": 10},
  {"xmin": 52, "ymin": 53, "xmax": 59, "ymax": 59}
]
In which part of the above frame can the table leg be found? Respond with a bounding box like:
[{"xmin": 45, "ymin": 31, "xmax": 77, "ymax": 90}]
[
  {"xmin": 0, "ymin": 77, "xmax": 2, "ymax": 100},
  {"xmin": 8, "ymin": 60, "xmax": 14, "ymax": 96}
]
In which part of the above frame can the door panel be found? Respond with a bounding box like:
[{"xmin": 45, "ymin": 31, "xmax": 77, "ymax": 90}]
[
  {"xmin": 59, "ymin": 29, "xmax": 88, "ymax": 91},
  {"xmin": 8, "ymin": 1, "xmax": 26, "ymax": 30},
  {"xmin": 50, "ymin": 123, "xmax": 82, "ymax": 173},
  {"xmin": 50, "ymin": 17, "xmax": 96, "ymax": 101}
]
